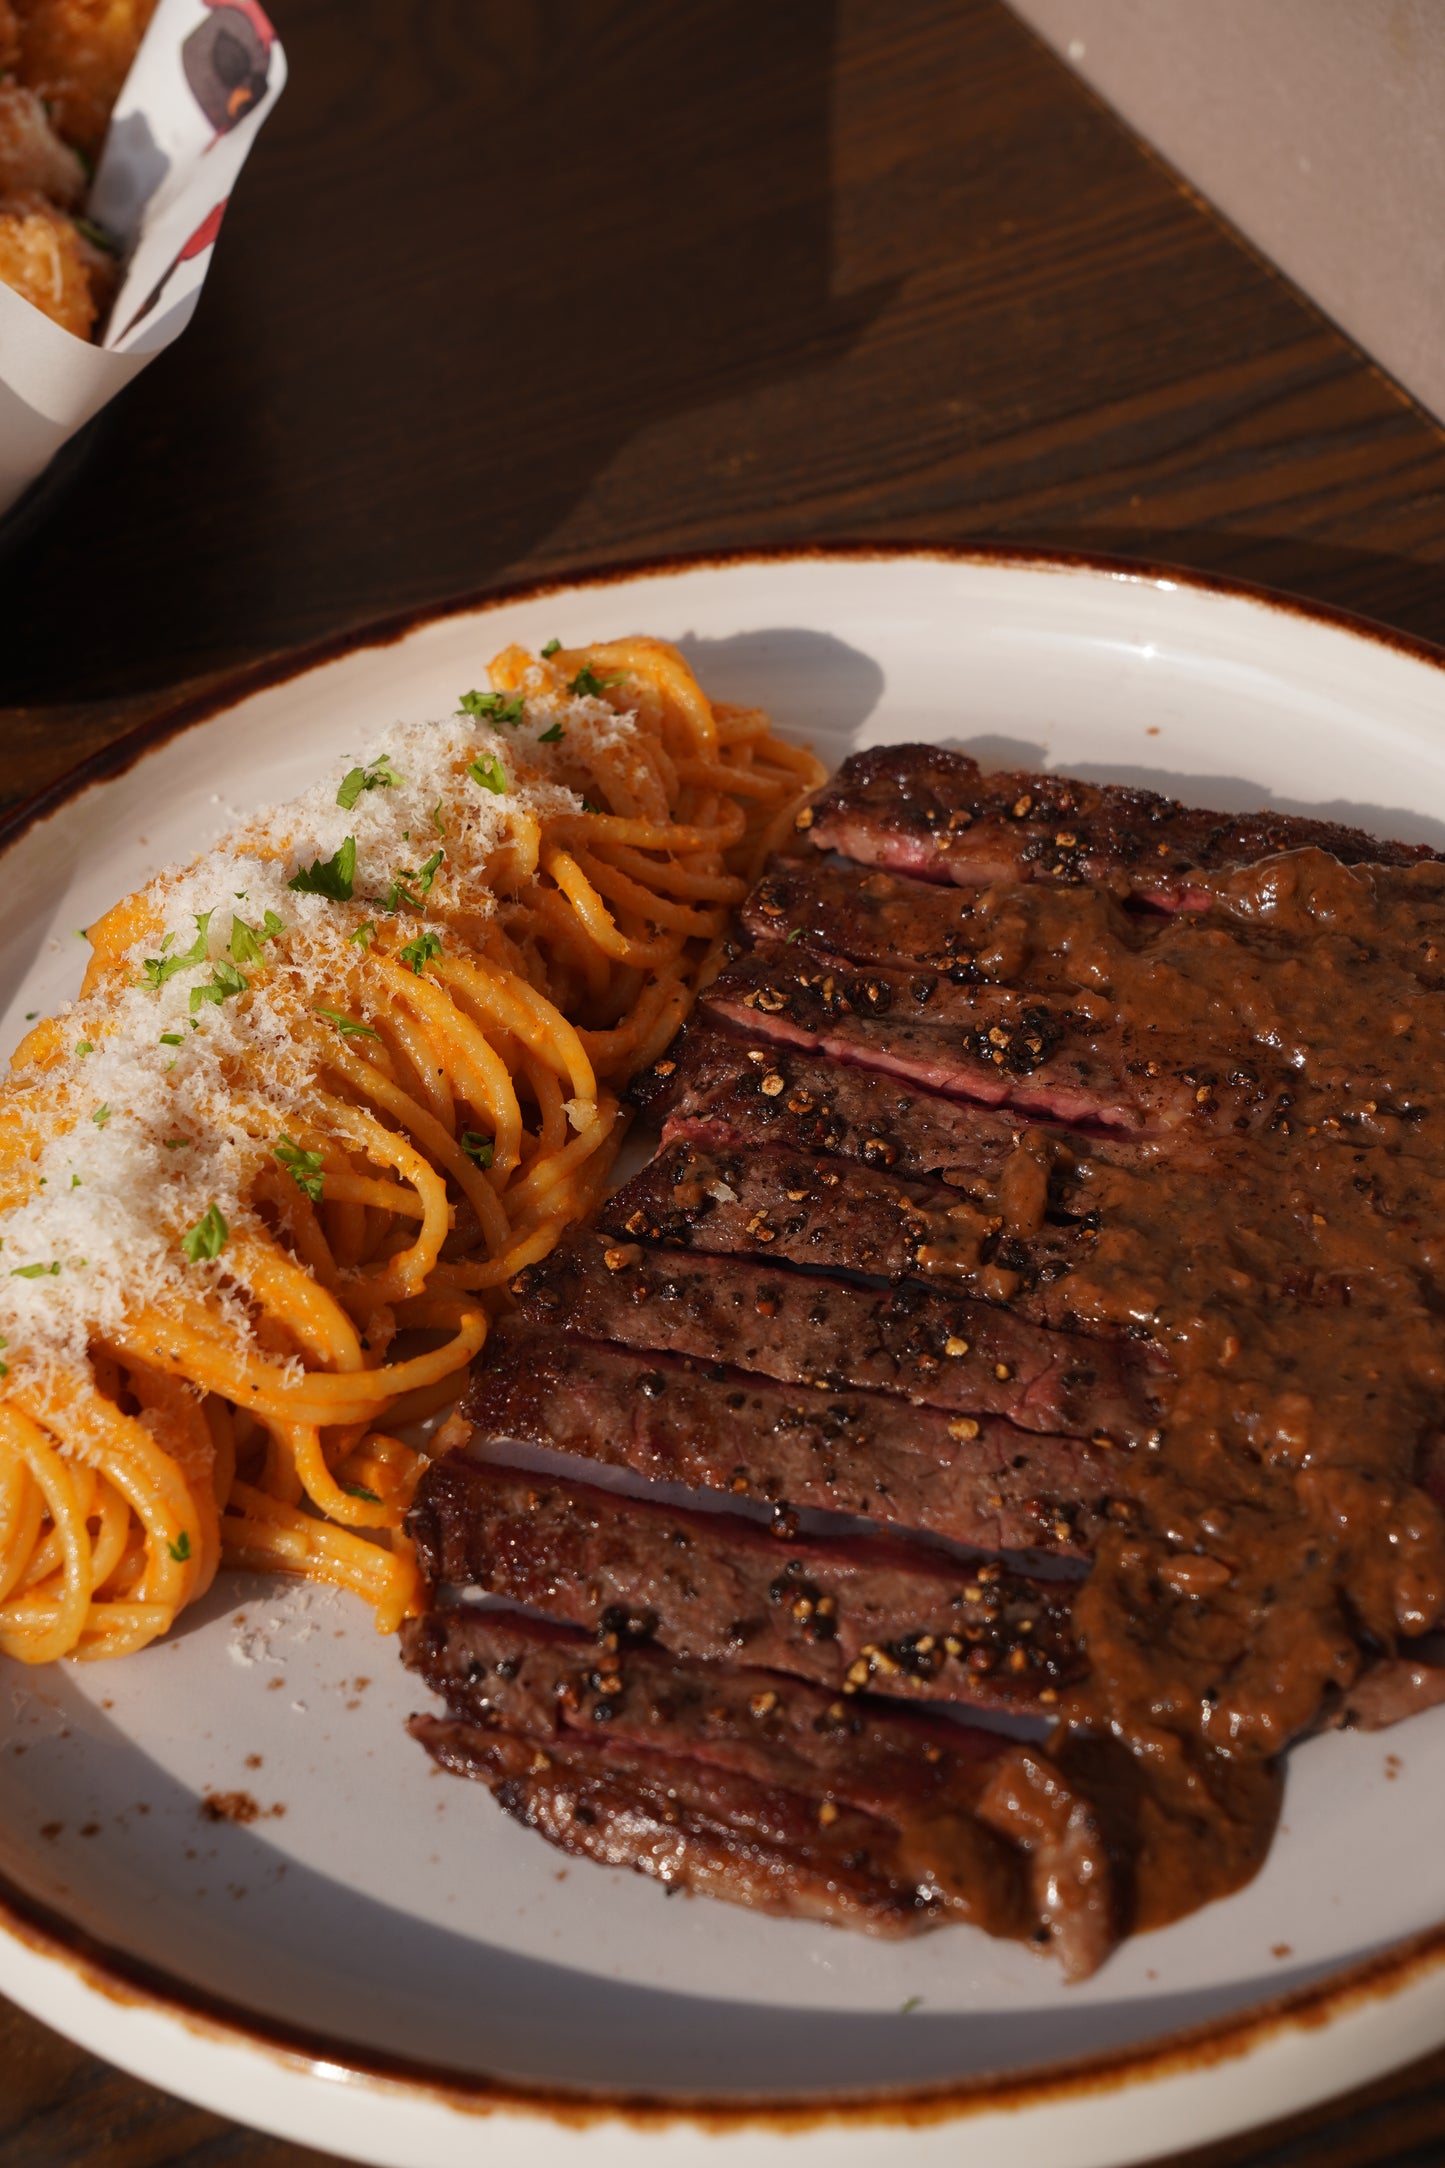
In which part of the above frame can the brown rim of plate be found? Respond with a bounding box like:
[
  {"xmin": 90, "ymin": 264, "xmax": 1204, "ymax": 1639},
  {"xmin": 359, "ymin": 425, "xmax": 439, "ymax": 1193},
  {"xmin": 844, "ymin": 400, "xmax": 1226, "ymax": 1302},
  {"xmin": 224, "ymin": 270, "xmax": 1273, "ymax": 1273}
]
[{"xmin": 4, "ymin": 539, "xmax": 1445, "ymax": 2133}]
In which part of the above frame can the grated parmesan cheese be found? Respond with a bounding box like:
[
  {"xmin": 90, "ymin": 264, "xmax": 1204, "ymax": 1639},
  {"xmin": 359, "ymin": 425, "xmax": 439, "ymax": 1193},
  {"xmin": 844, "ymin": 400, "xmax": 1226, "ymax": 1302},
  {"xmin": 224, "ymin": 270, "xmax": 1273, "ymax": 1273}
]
[{"xmin": 0, "ymin": 679, "xmax": 637, "ymax": 1392}]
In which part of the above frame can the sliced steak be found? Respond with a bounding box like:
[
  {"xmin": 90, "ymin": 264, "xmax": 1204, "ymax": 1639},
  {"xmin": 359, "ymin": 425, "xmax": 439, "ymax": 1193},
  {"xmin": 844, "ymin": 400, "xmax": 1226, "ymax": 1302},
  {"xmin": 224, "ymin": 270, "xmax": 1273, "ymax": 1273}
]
[
  {"xmin": 601, "ymin": 1137, "xmax": 1092, "ymax": 1314},
  {"xmin": 741, "ymin": 856, "xmax": 1445, "ymax": 1093},
  {"xmin": 703, "ymin": 945, "xmax": 1279, "ymax": 1135},
  {"xmin": 410, "ymin": 1714, "xmax": 939, "ymax": 1935},
  {"xmin": 1328, "ymin": 1651, "xmax": 1445, "ymax": 1732},
  {"xmin": 406, "ymin": 1607, "xmax": 1006, "ymax": 1801},
  {"xmin": 508, "ymin": 1230, "xmax": 1162, "ymax": 1445},
  {"xmin": 804, "ymin": 744, "xmax": 1437, "ymax": 902},
  {"xmin": 462, "ymin": 1322, "xmax": 1119, "ymax": 1557},
  {"xmin": 741, "ymin": 855, "xmax": 1138, "ymax": 981},
  {"xmin": 403, "ymin": 1607, "xmax": 1120, "ymax": 1970},
  {"xmin": 408, "ymin": 1457, "xmax": 1082, "ymax": 1712},
  {"xmin": 631, "ymin": 1018, "xmax": 1083, "ymax": 1186},
  {"xmin": 743, "ymin": 853, "xmax": 1434, "ymax": 992}
]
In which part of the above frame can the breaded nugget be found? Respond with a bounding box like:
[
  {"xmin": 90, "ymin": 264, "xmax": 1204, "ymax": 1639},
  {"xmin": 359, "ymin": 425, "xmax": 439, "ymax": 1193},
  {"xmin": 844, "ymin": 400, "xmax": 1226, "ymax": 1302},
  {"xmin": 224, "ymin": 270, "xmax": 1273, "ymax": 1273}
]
[
  {"xmin": 0, "ymin": 82, "xmax": 87, "ymax": 205},
  {"xmin": 0, "ymin": 189, "xmax": 114, "ymax": 337},
  {"xmin": 13, "ymin": 0, "xmax": 158, "ymax": 160}
]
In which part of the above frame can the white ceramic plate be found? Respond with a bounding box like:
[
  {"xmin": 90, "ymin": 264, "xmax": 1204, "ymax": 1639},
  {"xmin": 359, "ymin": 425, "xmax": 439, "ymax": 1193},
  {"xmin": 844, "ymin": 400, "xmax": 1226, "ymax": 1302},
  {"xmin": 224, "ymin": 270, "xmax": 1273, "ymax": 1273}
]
[{"xmin": 5, "ymin": 548, "xmax": 1445, "ymax": 2168}]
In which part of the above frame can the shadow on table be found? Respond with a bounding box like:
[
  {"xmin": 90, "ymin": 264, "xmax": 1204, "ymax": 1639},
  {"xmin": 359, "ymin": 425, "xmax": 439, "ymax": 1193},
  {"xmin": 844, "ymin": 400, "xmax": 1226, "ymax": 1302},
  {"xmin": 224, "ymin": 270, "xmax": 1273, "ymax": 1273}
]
[{"xmin": 0, "ymin": 0, "xmax": 895, "ymax": 705}]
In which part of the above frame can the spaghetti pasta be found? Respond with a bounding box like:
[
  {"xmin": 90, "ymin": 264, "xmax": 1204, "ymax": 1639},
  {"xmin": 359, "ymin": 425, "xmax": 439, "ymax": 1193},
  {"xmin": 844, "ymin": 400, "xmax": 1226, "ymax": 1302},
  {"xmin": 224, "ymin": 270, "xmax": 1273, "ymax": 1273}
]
[{"xmin": 0, "ymin": 638, "xmax": 824, "ymax": 1662}]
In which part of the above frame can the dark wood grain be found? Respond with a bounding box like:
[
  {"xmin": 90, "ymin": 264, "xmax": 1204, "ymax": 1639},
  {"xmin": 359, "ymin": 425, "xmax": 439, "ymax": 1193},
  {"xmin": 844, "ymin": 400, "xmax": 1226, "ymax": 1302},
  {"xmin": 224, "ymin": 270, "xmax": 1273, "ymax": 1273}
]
[
  {"xmin": 4, "ymin": 0, "xmax": 1445, "ymax": 2162},
  {"xmin": 6, "ymin": 0, "xmax": 1445, "ymax": 802}
]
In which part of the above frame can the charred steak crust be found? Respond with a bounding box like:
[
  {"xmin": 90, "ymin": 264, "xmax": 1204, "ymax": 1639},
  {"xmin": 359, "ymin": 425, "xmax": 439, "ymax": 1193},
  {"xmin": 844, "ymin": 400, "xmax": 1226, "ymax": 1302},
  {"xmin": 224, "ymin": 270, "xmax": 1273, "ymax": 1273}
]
[
  {"xmin": 458, "ymin": 1321, "xmax": 1117, "ymax": 1557},
  {"xmin": 402, "ymin": 1607, "xmax": 1118, "ymax": 1967},
  {"xmin": 507, "ymin": 1229, "xmax": 1161, "ymax": 1445},
  {"xmin": 627, "ymin": 1017, "xmax": 1088, "ymax": 1183},
  {"xmin": 805, "ymin": 743, "xmax": 1440, "ymax": 898},
  {"xmin": 409, "ymin": 1712, "xmax": 939, "ymax": 1936},
  {"xmin": 406, "ymin": 1456, "xmax": 1082, "ymax": 1711},
  {"xmin": 599, "ymin": 1136, "xmax": 1096, "ymax": 1317},
  {"xmin": 703, "ymin": 943, "xmax": 1283, "ymax": 1136}
]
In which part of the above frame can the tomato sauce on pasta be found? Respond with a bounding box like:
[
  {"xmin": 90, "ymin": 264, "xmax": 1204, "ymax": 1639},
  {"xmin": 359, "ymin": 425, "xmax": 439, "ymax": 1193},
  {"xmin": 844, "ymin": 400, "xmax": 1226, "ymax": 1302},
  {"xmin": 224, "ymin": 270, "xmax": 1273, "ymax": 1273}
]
[{"xmin": 0, "ymin": 638, "xmax": 823, "ymax": 1662}]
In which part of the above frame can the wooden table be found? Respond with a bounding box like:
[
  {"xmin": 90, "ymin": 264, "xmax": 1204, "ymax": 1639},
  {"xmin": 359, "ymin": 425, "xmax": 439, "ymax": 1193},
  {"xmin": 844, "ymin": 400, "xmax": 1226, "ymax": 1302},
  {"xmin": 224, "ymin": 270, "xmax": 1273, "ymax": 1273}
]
[{"xmin": 4, "ymin": 2, "xmax": 1445, "ymax": 2161}]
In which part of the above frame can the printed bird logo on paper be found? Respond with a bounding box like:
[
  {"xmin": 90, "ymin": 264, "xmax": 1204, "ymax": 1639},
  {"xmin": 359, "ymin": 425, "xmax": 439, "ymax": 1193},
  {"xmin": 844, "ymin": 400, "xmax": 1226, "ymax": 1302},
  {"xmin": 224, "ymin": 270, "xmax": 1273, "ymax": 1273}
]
[
  {"xmin": 113, "ymin": 0, "xmax": 276, "ymax": 341},
  {"xmin": 182, "ymin": 0, "xmax": 276, "ymax": 134}
]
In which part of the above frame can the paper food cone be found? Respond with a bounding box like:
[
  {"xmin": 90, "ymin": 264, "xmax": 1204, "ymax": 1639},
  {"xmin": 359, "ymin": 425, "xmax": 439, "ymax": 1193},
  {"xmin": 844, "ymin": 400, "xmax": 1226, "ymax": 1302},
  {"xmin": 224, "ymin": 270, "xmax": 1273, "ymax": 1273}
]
[{"xmin": 0, "ymin": 0, "xmax": 287, "ymax": 517}]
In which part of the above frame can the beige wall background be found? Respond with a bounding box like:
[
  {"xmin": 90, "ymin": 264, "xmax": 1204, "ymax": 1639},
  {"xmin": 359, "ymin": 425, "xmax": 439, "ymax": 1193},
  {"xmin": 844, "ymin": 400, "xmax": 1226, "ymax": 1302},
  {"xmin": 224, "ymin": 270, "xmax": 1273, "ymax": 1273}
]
[{"xmin": 1004, "ymin": 0, "xmax": 1445, "ymax": 426}]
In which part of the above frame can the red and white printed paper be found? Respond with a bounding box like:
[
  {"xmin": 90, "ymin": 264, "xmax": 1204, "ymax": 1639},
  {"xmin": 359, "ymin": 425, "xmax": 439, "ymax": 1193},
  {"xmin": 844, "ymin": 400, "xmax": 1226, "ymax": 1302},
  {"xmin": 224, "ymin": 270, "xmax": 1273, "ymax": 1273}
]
[{"xmin": 0, "ymin": 0, "xmax": 286, "ymax": 515}]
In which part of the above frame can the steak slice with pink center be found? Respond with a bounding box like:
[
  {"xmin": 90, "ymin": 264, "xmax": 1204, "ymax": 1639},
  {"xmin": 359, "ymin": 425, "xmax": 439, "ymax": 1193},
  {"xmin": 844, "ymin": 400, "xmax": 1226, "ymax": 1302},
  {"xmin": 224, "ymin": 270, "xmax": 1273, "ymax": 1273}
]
[
  {"xmin": 409, "ymin": 1455, "xmax": 1083, "ymax": 1712},
  {"xmin": 508, "ymin": 1231, "xmax": 1161, "ymax": 1446},
  {"xmin": 462, "ymin": 1318, "xmax": 1124, "ymax": 1558},
  {"xmin": 402, "ymin": 1607, "xmax": 1118, "ymax": 1973},
  {"xmin": 804, "ymin": 743, "xmax": 1437, "ymax": 903}
]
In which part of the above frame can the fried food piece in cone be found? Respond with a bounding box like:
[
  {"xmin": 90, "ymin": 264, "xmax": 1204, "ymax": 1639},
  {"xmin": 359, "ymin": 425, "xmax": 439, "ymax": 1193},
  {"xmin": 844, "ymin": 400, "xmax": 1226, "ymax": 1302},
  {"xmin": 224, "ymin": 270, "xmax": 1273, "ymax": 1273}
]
[
  {"xmin": 12, "ymin": 0, "xmax": 158, "ymax": 160},
  {"xmin": 0, "ymin": 189, "xmax": 115, "ymax": 336},
  {"xmin": 0, "ymin": 82, "xmax": 87, "ymax": 205}
]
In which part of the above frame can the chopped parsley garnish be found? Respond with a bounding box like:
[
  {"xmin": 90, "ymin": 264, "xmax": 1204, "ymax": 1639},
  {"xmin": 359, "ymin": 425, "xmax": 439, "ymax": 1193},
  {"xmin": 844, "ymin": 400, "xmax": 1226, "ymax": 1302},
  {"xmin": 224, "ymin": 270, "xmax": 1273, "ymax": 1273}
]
[
  {"xmin": 537, "ymin": 721, "xmax": 565, "ymax": 745},
  {"xmin": 142, "ymin": 912, "xmax": 211, "ymax": 990},
  {"xmin": 399, "ymin": 930, "xmax": 443, "ymax": 974},
  {"xmin": 580, "ymin": 798, "xmax": 603, "ymax": 814},
  {"xmin": 70, "ymin": 1174, "xmax": 81, "ymax": 1188},
  {"xmin": 11, "ymin": 1261, "xmax": 60, "ymax": 1279},
  {"xmin": 159, "ymin": 1032, "xmax": 183, "ymax": 1046},
  {"xmin": 430, "ymin": 800, "xmax": 446, "ymax": 836},
  {"xmin": 75, "ymin": 1040, "xmax": 93, "ymax": 1056},
  {"xmin": 349, "ymin": 920, "xmax": 376, "ymax": 948},
  {"xmin": 191, "ymin": 958, "xmax": 249, "ymax": 1012},
  {"xmin": 275, "ymin": 1135, "xmax": 325, "ymax": 1201},
  {"xmin": 75, "ymin": 215, "xmax": 117, "ymax": 256},
  {"xmin": 541, "ymin": 638, "xmax": 561, "ymax": 658},
  {"xmin": 900, "ymin": 1996, "xmax": 922, "ymax": 2015},
  {"xmin": 229, "ymin": 909, "xmax": 284, "ymax": 964},
  {"xmin": 568, "ymin": 665, "xmax": 626, "ymax": 698},
  {"xmin": 167, "ymin": 1530, "xmax": 192, "ymax": 1563},
  {"xmin": 459, "ymin": 1130, "xmax": 494, "ymax": 1169},
  {"xmin": 181, "ymin": 1204, "xmax": 228, "ymax": 1263},
  {"xmin": 91, "ymin": 1104, "xmax": 111, "ymax": 1127},
  {"xmin": 785, "ymin": 925, "xmax": 804, "ymax": 943},
  {"xmin": 467, "ymin": 753, "xmax": 506, "ymax": 796},
  {"xmin": 457, "ymin": 689, "xmax": 525, "ymax": 726},
  {"xmin": 384, "ymin": 848, "xmax": 444, "ymax": 913},
  {"xmin": 0, "ymin": 1335, "xmax": 7, "ymax": 1377},
  {"xmin": 288, "ymin": 835, "xmax": 357, "ymax": 901},
  {"xmin": 312, "ymin": 1005, "xmax": 380, "ymax": 1039},
  {"xmin": 336, "ymin": 755, "xmax": 403, "ymax": 810},
  {"xmin": 23, "ymin": 1012, "xmax": 35, "ymax": 1021},
  {"xmin": 163, "ymin": 1137, "xmax": 192, "ymax": 1150},
  {"xmin": 342, "ymin": 1482, "xmax": 382, "ymax": 1504}
]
